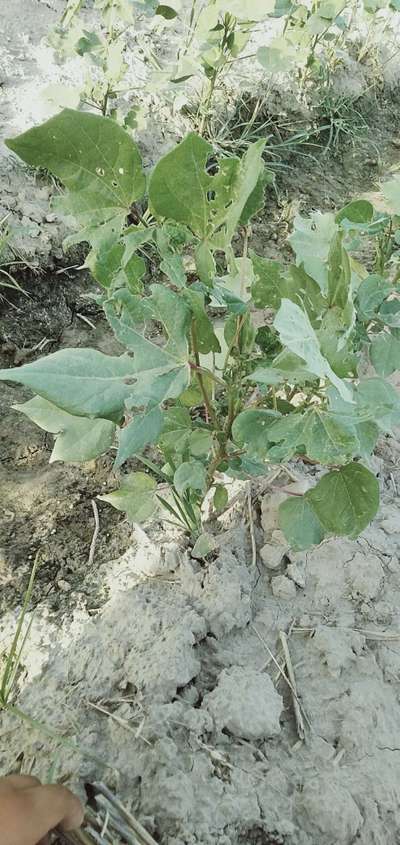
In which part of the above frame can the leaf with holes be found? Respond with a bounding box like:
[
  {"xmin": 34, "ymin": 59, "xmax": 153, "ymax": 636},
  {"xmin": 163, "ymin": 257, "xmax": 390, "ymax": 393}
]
[
  {"xmin": 6, "ymin": 109, "xmax": 145, "ymax": 251},
  {"xmin": 148, "ymin": 132, "xmax": 264, "ymax": 250}
]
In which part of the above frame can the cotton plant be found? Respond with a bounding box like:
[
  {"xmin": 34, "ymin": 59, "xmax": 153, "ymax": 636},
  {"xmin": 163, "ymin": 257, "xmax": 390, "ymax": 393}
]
[{"xmin": 1, "ymin": 109, "xmax": 400, "ymax": 548}]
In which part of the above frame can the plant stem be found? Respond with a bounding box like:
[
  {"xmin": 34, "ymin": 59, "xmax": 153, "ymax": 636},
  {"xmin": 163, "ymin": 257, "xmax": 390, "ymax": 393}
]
[
  {"xmin": 199, "ymin": 70, "xmax": 218, "ymax": 136},
  {"xmin": 191, "ymin": 322, "xmax": 218, "ymax": 425}
]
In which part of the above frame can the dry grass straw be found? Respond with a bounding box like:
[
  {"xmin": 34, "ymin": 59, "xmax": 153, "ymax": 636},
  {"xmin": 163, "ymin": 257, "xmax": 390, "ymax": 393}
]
[{"xmin": 55, "ymin": 782, "xmax": 158, "ymax": 845}]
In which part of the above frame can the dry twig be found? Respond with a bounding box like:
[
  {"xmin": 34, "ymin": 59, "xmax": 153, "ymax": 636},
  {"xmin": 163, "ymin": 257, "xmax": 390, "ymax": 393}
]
[{"xmin": 88, "ymin": 500, "xmax": 100, "ymax": 567}]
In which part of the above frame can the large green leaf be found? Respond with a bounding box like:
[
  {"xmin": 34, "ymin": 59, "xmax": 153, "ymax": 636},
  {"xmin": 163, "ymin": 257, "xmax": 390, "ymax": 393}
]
[
  {"xmin": 149, "ymin": 133, "xmax": 219, "ymax": 239},
  {"xmin": 267, "ymin": 407, "xmax": 359, "ymax": 464},
  {"xmin": 98, "ymin": 472, "xmax": 158, "ymax": 522},
  {"xmin": 289, "ymin": 212, "xmax": 337, "ymax": 293},
  {"xmin": 378, "ymin": 300, "xmax": 400, "ymax": 328},
  {"xmin": 356, "ymin": 274, "xmax": 391, "ymax": 320},
  {"xmin": 356, "ymin": 377, "xmax": 400, "ymax": 431},
  {"xmin": 327, "ymin": 388, "xmax": 379, "ymax": 460},
  {"xmin": 370, "ymin": 332, "xmax": 400, "ymax": 377},
  {"xmin": 148, "ymin": 133, "xmax": 264, "ymax": 248},
  {"xmin": 306, "ymin": 463, "xmax": 379, "ymax": 538},
  {"xmin": 0, "ymin": 349, "xmax": 136, "ymax": 422},
  {"xmin": 279, "ymin": 497, "xmax": 324, "ymax": 550},
  {"xmin": 336, "ymin": 199, "xmax": 374, "ymax": 226},
  {"xmin": 6, "ymin": 110, "xmax": 145, "ymax": 250},
  {"xmin": 251, "ymin": 255, "xmax": 286, "ymax": 309},
  {"xmin": 13, "ymin": 396, "xmax": 115, "ymax": 463},
  {"xmin": 104, "ymin": 299, "xmax": 190, "ymax": 408},
  {"xmin": 115, "ymin": 406, "xmax": 164, "ymax": 468},
  {"xmin": 274, "ymin": 298, "xmax": 351, "ymax": 400},
  {"xmin": 232, "ymin": 408, "xmax": 280, "ymax": 459}
]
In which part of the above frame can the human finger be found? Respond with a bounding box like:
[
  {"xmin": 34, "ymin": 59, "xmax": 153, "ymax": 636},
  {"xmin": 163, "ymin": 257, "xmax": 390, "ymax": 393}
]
[
  {"xmin": 0, "ymin": 774, "xmax": 41, "ymax": 791},
  {"xmin": 18, "ymin": 783, "xmax": 84, "ymax": 841}
]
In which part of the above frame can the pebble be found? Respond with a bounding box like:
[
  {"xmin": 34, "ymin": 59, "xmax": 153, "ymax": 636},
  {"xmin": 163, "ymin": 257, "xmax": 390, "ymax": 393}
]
[
  {"xmin": 57, "ymin": 579, "xmax": 71, "ymax": 592},
  {"xmin": 260, "ymin": 542, "xmax": 287, "ymax": 570},
  {"xmin": 271, "ymin": 575, "xmax": 297, "ymax": 599},
  {"xmin": 287, "ymin": 562, "xmax": 306, "ymax": 588}
]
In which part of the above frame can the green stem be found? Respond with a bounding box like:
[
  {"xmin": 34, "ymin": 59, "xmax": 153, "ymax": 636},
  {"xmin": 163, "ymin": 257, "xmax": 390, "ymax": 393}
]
[
  {"xmin": 191, "ymin": 323, "xmax": 218, "ymax": 425},
  {"xmin": 199, "ymin": 72, "xmax": 217, "ymax": 136}
]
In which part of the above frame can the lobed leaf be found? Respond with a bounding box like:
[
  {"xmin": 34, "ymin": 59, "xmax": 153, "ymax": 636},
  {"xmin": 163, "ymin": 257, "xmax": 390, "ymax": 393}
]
[
  {"xmin": 0, "ymin": 349, "xmax": 137, "ymax": 422},
  {"xmin": 98, "ymin": 472, "xmax": 158, "ymax": 522},
  {"xmin": 273, "ymin": 298, "xmax": 352, "ymax": 400},
  {"xmin": 13, "ymin": 396, "xmax": 115, "ymax": 463}
]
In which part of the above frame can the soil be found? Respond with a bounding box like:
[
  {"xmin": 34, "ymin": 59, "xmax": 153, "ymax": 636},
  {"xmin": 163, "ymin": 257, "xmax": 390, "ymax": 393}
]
[{"xmin": 2, "ymin": 2, "xmax": 400, "ymax": 844}]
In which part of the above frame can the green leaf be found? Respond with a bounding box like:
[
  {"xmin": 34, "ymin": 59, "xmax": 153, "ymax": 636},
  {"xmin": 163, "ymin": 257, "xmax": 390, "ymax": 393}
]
[
  {"xmin": 327, "ymin": 233, "xmax": 351, "ymax": 309},
  {"xmin": 6, "ymin": 110, "xmax": 145, "ymax": 250},
  {"xmin": 148, "ymin": 133, "xmax": 215, "ymax": 239},
  {"xmin": 174, "ymin": 460, "xmax": 206, "ymax": 496},
  {"xmin": 357, "ymin": 274, "xmax": 391, "ymax": 319},
  {"xmin": 160, "ymin": 406, "xmax": 192, "ymax": 452},
  {"xmin": 213, "ymin": 484, "xmax": 228, "ymax": 511},
  {"xmin": 370, "ymin": 332, "xmax": 400, "ymax": 377},
  {"xmin": 289, "ymin": 212, "xmax": 337, "ymax": 293},
  {"xmin": 115, "ymin": 406, "xmax": 164, "ymax": 468},
  {"xmin": 183, "ymin": 289, "xmax": 221, "ymax": 354},
  {"xmin": 98, "ymin": 472, "xmax": 157, "ymax": 522},
  {"xmin": 0, "ymin": 349, "xmax": 136, "ymax": 422},
  {"xmin": 279, "ymin": 497, "xmax": 324, "ymax": 550},
  {"xmin": 239, "ymin": 168, "xmax": 268, "ymax": 226},
  {"xmin": 13, "ymin": 396, "xmax": 115, "ymax": 463},
  {"xmin": 148, "ymin": 133, "xmax": 264, "ymax": 248},
  {"xmin": 257, "ymin": 38, "xmax": 299, "ymax": 73},
  {"xmin": 336, "ymin": 199, "xmax": 374, "ymax": 225},
  {"xmin": 232, "ymin": 408, "xmax": 280, "ymax": 459},
  {"xmin": 306, "ymin": 463, "xmax": 379, "ymax": 538},
  {"xmin": 223, "ymin": 140, "xmax": 265, "ymax": 244},
  {"xmin": 160, "ymin": 253, "xmax": 187, "ymax": 288},
  {"xmin": 104, "ymin": 296, "xmax": 190, "ymax": 408},
  {"xmin": 274, "ymin": 298, "xmax": 352, "ymax": 400},
  {"xmin": 356, "ymin": 377, "xmax": 400, "ymax": 431},
  {"xmin": 251, "ymin": 255, "xmax": 286, "ymax": 309},
  {"xmin": 156, "ymin": 4, "xmax": 179, "ymax": 18},
  {"xmin": 285, "ymin": 264, "xmax": 327, "ymax": 325},
  {"xmin": 189, "ymin": 429, "xmax": 213, "ymax": 456},
  {"xmin": 195, "ymin": 241, "xmax": 216, "ymax": 287},
  {"xmin": 378, "ymin": 300, "xmax": 400, "ymax": 328},
  {"xmin": 192, "ymin": 532, "xmax": 217, "ymax": 558},
  {"xmin": 267, "ymin": 407, "xmax": 359, "ymax": 464},
  {"xmin": 327, "ymin": 388, "xmax": 379, "ymax": 460}
]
